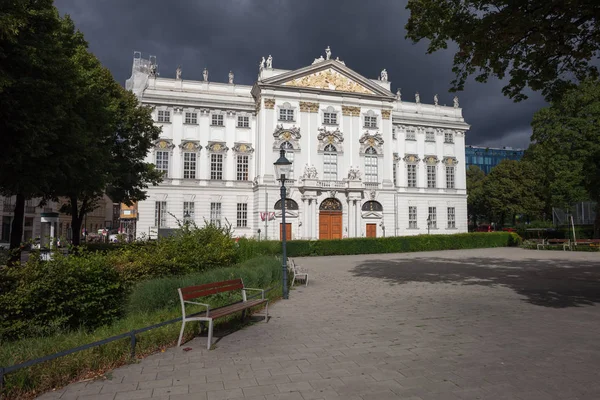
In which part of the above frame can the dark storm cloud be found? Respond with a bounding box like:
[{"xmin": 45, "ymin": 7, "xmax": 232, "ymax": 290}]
[{"xmin": 54, "ymin": 0, "xmax": 547, "ymax": 148}]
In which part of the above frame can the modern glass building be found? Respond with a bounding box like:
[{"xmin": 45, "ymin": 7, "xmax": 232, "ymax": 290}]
[{"xmin": 465, "ymin": 146, "xmax": 524, "ymax": 174}]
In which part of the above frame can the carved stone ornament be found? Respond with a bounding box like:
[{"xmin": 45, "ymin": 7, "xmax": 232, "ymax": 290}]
[
  {"xmin": 347, "ymin": 166, "xmax": 362, "ymax": 181},
  {"xmin": 154, "ymin": 139, "xmax": 175, "ymax": 150},
  {"xmin": 317, "ymin": 127, "xmax": 344, "ymax": 152},
  {"xmin": 370, "ymin": 191, "xmax": 377, "ymax": 200},
  {"xmin": 403, "ymin": 154, "xmax": 420, "ymax": 163},
  {"xmin": 443, "ymin": 156, "xmax": 458, "ymax": 166},
  {"xmin": 299, "ymin": 101, "xmax": 319, "ymax": 113},
  {"xmin": 393, "ymin": 152, "xmax": 400, "ymax": 162},
  {"xmin": 264, "ymin": 99, "xmax": 275, "ymax": 109},
  {"xmin": 273, "ymin": 125, "xmax": 301, "ymax": 150},
  {"xmin": 301, "ymin": 164, "xmax": 318, "ymax": 180},
  {"xmin": 424, "ymin": 155, "xmax": 439, "ymax": 165},
  {"xmin": 207, "ymin": 142, "xmax": 229, "ymax": 153},
  {"xmin": 319, "ymin": 198, "xmax": 342, "ymax": 211},
  {"xmin": 342, "ymin": 105, "xmax": 361, "ymax": 116},
  {"xmin": 179, "ymin": 141, "xmax": 201, "ymax": 151},
  {"xmin": 329, "ymin": 190, "xmax": 338, "ymax": 198},
  {"xmin": 381, "ymin": 110, "xmax": 391, "ymax": 120},
  {"xmin": 233, "ymin": 143, "xmax": 254, "ymax": 154},
  {"xmin": 359, "ymin": 132, "xmax": 384, "ymax": 154},
  {"xmin": 283, "ymin": 68, "xmax": 375, "ymax": 95}
]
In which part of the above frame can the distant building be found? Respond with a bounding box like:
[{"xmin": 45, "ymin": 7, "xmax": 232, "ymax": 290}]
[{"xmin": 465, "ymin": 146, "xmax": 524, "ymax": 174}]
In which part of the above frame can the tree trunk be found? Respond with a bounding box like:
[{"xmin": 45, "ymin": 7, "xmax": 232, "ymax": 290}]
[
  {"xmin": 70, "ymin": 195, "xmax": 82, "ymax": 247},
  {"xmin": 8, "ymin": 193, "xmax": 25, "ymax": 263},
  {"xmin": 594, "ymin": 201, "xmax": 600, "ymax": 239}
]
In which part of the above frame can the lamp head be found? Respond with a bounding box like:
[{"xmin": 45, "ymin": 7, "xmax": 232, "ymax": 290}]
[{"xmin": 274, "ymin": 149, "xmax": 292, "ymax": 180}]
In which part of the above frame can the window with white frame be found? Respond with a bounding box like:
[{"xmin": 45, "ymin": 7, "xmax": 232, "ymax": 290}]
[
  {"xmin": 157, "ymin": 110, "xmax": 170, "ymax": 123},
  {"xmin": 364, "ymin": 147, "xmax": 378, "ymax": 182},
  {"xmin": 406, "ymin": 128, "xmax": 416, "ymax": 140},
  {"xmin": 155, "ymin": 151, "xmax": 169, "ymax": 176},
  {"xmin": 427, "ymin": 165, "xmax": 436, "ymax": 188},
  {"xmin": 364, "ymin": 115, "xmax": 377, "ymax": 128},
  {"xmin": 409, "ymin": 206, "xmax": 417, "ymax": 229},
  {"xmin": 323, "ymin": 107, "xmax": 337, "ymax": 125},
  {"xmin": 237, "ymin": 115, "xmax": 249, "ymax": 128},
  {"xmin": 183, "ymin": 201, "xmax": 195, "ymax": 223},
  {"xmin": 154, "ymin": 201, "xmax": 167, "ymax": 227},
  {"xmin": 210, "ymin": 202, "xmax": 221, "ymax": 227},
  {"xmin": 211, "ymin": 114, "xmax": 224, "ymax": 126},
  {"xmin": 237, "ymin": 203, "xmax": 248, "ymax": 227},
  {"xmin": 279, "ymin": 103, "xmax": 294, "ymax": 121},
  {"xmin": 425, "ymin": 129, "xmax": 435, "ymax": 141},
  {"xmin": 323, "ymin": 144, "xmax": 338, "ymax": 181},
  {"xmin": 444, "ymin": 131, "xmax": 454, "ymax": 143},
  {"xmin": 446, "ymin": 166, "xmax": 455, "ymax": 189},
  {"xmin": 280, "ymin": 141, "xmax": 294, "ymax": 179},
  {"xmin": 407, "ymin": 164, "xmax": 417, "ymax": 188},
  {"xmin": 185, "ymin": 112, "xmax": 197, "ymax": 124},
  {"xmin": 428, "ymin": 207, "xmax": 437, "ymax": 228},
  {"xmin": 210, "ymin": 153, "xmax": 223, "ymax": 180},
  {"xmin": 236, "ymin": 155, "xmax": 249, "ymax": 181},
  {"xmin": 448, "ymin": 207, "xmax": 456, "ymax": 228},
  {"xmin": 183, "ymin": 152, "xmax": 196, "ymax": 179}
]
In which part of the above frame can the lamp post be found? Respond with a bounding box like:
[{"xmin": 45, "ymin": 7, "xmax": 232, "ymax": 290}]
[
  {"xmin": 183, "ymin": 211, "xmax": 190, "ymax": 226},
  {"xmin": 274, "ymin": 149, "xmax": 292, "ymax": 300},
  {"xmin": 427, "ymin": 216, "xmax": 431, "ymax": 235}
]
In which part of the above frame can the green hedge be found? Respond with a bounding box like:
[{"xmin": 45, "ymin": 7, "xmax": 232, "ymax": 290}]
[{"xmin": 238, "ymin": 232, "xmax": 520, "ymax": 258}]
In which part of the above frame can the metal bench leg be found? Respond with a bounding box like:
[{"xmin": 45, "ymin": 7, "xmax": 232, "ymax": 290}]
[
  {"xmin": 207, "ymin": 319, "xmax": 214, "ymax": 350},
  {"xmin": 305, "ymin": 275, "xmax": 308, "ymax": 287},
  {"xmin": 264, "ymin": 301, "xmax": 269, "ymax": 323},
  {"xmin": 177, "ymin": 320, "xmax": 186, "ymax": 347}
]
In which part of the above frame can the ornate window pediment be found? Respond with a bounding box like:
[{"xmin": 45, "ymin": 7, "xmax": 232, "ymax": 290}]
[
  {"xmin": 317, "ymin": 127, "xmax": 344, "ymax": 152},
  {"xmin": 154, "ymin": 139, "xmax": 175, "ymax": 150},
  {"xmin": 424, "ymin": 155, "xmax": 439, "ymax": 165},
  {"xmin": 207, "ymin": 141, "xmax": 229, "ymax": 153},
  {"xmin": 361, "ymin": 201, "xmax": 383, "ymax": 212},
  {"xmin": 359, "ymin": 132, "xmax": 384, "ymax": 155},
  {"xmin": 179, "ymin": 141, "xmax": 201, "ymax": 152},
  {"xmin": 282, "ymin": 68, "xmax": 375, "ymax": 95},
  {"xmin": 273, "ymin": 125, "xmax": 301, "ymax": 150},
  {"xmin": 232, "ymin": 143, "xmax": 254, "ymax": 154},
  {"xmin": 274, "ymin": 198, "xmax": 299, "ymax": 211},
  {"xmin": 403, "ymin": 154, "xmax": 420, "ymax": 163},
  {"xmin": 443, "ymin": 156, "xmax": 458, "ymax": 166}
]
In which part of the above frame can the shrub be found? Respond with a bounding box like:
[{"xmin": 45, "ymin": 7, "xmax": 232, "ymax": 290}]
[
  {"xmin": 236, "ymin": 238, "xmax": 281, "ymax": 262},
  {"xmin": 0, "ymin": 252, "xmax": 127, "ymax": 342}
]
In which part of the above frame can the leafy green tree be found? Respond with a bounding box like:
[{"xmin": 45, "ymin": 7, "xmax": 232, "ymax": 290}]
[
  {"xmin": 466, "ymin": 165, "xmax": 487, "ymax": 226},
  {"xmin": 530, "ymin": 78, "xmax": 600, "ymax": 236},
  {"xmin": 405, "ymin": 0, "xmax": 600, "ymax": 101}
]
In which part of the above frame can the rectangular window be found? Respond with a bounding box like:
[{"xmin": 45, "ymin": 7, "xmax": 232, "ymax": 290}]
[
  {"xmin": 237, "ymin": 203, "xmax": 248, "ymax": 227},
  {"xmin": 157, "ymin": 110, "xmax": 170, "ymax": 123},
  {"xmin": 183, "ymin": 202, "xmax": 195, "ymax": 223},
  {"xmin": 426, "ymin": 130, "xmax": 435, "ymax": 141},
  {"xmin": 428, "ymin": 207, "xmax": 437, "ymax": 228},
  {"xmin": 211, "ymin": 114, "xmax": 224, "ymax": 126},
  {"xmin": 323, "ymin": 152, "xmax": 338, "ymax": 181},
  {"xmin": 236, "ymin": 155, "xmax": 249, "ymax": 181},
  {"xmin": 285, "ymin": 151, "xmax": 294, "ymax": 179},
  {"xmin": 407, "ymin": 164, "xmax": 417, "ymax": 188},
  {"xmin": 183, "ymin": 152, "xmax": 196, "ymax": 179},
  {"xmin": 446, "ymin": 166, "xmax": 455, "ymax": 189},
  {"xmin": 364, "ymin": 116, "xmax": 377, "ymax": 128},
  {"xmin": 185, "ymin": 112, "xmax": 197, "ymax": 124},
  {"xmin": 365, "ymin": 155, "xmax": 378, "ymax": 182},
  {"xmin": 406, "ymin": 129, "xmax": 416, "ymax": 140},
  {"xmin": 155, "ymin": 151, "xmax": 169, "ymax": 176},
  {"xmin": 237, "ymin": 115, "xmax": 249, "ymax": 128},
  {"xmin": 210, "ymin": 202, "xmax": 221, "ymax": 227},
  {"xmin": 448, "ymin": 207, "xmax": 456, "ymax": 228},
  {"xmin": 279, "ymin": 108, "xmax": 294, "ymax": 121},
  {"xmin": 323, "ymin": 112, "xmax": 337, "ymax": 125},
  {"xmin": 427, "ymin": 165, "xmax": 436, "ymax": 188},
  {"xmin": 155, "ymin": 201, "xmax": 167, "ymax": 227},
  {"xmin": 409, "ymin": 206, "xmax": 417, "ymax": 229},
  {"xmin": 444, "ymin": 132, "xmax": 454, "ymax": 143},
  {"xmin": 211, "ymin": 154, "xmax": 223, "ymax": 180}
]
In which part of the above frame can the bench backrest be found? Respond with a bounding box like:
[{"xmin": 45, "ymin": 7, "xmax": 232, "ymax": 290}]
[{"xmin": 180, "ymin": 278, "xmax": 244, "ymax": 301}]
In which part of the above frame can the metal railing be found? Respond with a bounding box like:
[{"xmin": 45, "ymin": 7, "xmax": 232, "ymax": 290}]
[{"xmin": 0, "ymin": 288, "xmax": 273, "ymax": 391}]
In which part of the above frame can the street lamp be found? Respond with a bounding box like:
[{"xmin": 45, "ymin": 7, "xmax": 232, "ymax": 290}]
[
  {"xmin": 427, "ymin": 216, "xmax": 431, "ymax": 235},
  {"xmin": 274, "ymin": 149, "xmax": 292, "ymax": 300}
]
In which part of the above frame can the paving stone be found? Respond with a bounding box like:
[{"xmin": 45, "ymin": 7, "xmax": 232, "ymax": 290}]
[
  {"xmin": 151, "ymin": 384, "xmax": 188, "ymax": 397},
  {"xmin": 113, "ymin": 389, "xmax": 153, "ymax": 400}
]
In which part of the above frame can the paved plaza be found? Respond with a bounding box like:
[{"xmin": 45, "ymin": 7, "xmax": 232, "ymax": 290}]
[{"xmin": 40, "ymin": 248, "xmax": 600, "ymax": 400}]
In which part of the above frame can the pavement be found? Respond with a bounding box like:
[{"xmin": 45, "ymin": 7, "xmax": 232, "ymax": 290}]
[{"xmin": 38, "ymin": 248, "xmax": 600, "ymax": 400}]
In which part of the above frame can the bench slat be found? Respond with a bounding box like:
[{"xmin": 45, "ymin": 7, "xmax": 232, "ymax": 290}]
[
  {"xmin": 209, "ymin": 299, "xmax": 267, "ymax": 319},
  {"xmin": 181, "ymin": 279, "xmax": 242, "ymax": 295},
  {"xmin": 182, "ymin": 282, "xmax": 244, "ymax": 300}
]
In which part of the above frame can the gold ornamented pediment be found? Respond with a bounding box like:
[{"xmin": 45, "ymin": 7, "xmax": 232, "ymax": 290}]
[
  {"xmin": 283, "ymin": 69, "xmax": 375, "ymax": 95},
  {"xmin": 299, "ymin": 101, "xmax": 319, "ymax": 113},
  {"xmin": 264, "ymin": 99, "xmax": 275, "ymax": 109},
  {"xmin": 342, "ymin": 105, "xmax": 361, "ymax": 116},
  {"xmin": 381, "ymin": 110, "xmax": 391, "ymax": 120}
]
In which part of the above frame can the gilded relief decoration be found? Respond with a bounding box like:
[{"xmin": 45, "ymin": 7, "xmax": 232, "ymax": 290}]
[
  {"xmin": 424, "ymin": 155, "xmax": 439, "ymax": 165},
  {"xmin": 381, "ymin": 110, "xmax": 391, "ymax": 120},
  {"xmin": 207, "ymin": 142, "xmax": 229, "ymax": 153},
  {"xmin": 283, "ymin": 69, "xmax": 375, "ymax": 95},
  {"xmin": 319, "ymin": 198, "xmax": 343, "ymax": 211},
  {"xmin": 359, "ymin": 132, "xmax": 384, "ymax": 154},
  {"xmin": 361, "ymin": 200, "xmax": 383, "ymax": 212},
  {"xmin": 179, "ymin": 141, "xmax": 201, "ymax": 151},
  {"xmin": 443, "ymin": 156, "xmax": 458, "ymax": 166},
  {"xmin": 317, "ymin": 127, "xmax": 344, "ymax": 152},
  {"xmin": 299, "ymin": 101, "xmax": 319, "ymax": 113},
  {"xmin": 154, "ymin": 139, "xmax": 175, "ymax": 150},
  {"xmin": 272, "ymin": 125, "xmax": 301, "ymax": 150},
  {"xmin": 342, "ymin": 105, "xmax": 361, "ymax": 116},
  {"xmin": 233, "ymin": 143, "xmax": 254, "ymax": 154},
  {"xmin": 264, "ymin": 99, "xmax": 275, "ymax": 109},
  {"xmin": 403, "ymin": 154, "xmax": 420, "ymax": 163}
]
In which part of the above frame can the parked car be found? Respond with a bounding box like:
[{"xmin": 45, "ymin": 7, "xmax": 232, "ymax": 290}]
[{"xmin": 476, "ymin": 224, "xmax": 494, "ymax": 232}]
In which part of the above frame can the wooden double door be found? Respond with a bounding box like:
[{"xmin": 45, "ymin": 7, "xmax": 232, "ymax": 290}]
[
  {"xmin": 319, "ymin": 212, "xmax": 342, "ymax": 240},
  {"xmin": 366, "ymin": 223, "xmax": 377, "ymax": 238}
]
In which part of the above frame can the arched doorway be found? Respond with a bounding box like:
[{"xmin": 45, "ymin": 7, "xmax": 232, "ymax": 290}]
[
  {"xmin": 361, "ymin": 201, "xmax": 383, "ymax": 238},
  {"xmin": 319, "ymin": 198, "xmax": 342, "ymax": 240},
  {"xmin": 274, "ymin": 198, "xmax": 298, "ymax": 240}
]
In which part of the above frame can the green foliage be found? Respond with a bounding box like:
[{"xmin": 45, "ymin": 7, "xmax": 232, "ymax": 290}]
[
  {"xmin": 466, "ymin": 165, "xmax": 487, "ymax": 224},
  {"xmin": 0, "ymin": 252, "xmax": 127, "ymax": 341},
  {"xmin": 236, "ymin": 238, "xmax": 282, "ymax": 261},
  {"xmin": 405, "ymin": 0, "xmax": 600, "ymax": 102}
]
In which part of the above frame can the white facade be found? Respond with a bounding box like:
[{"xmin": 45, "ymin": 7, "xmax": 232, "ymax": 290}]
[{"xmin": 127, "ymin": 49, "xmax": 470, "ymax": 240}]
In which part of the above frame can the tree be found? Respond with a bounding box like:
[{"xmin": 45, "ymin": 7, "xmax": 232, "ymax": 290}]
[
  {"xmin": 405, "ymin": 0, "xmax": 600, "ymax": 102},
  {"xmin": 530, "ymin": 78, "xmax": 600, "ymax": 237},
  {"xmin": 466, "ymin": 165, "xmax": 487, "ymax": 226}
]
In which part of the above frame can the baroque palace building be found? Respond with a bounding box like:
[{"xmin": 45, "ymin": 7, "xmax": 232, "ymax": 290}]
[{"xmin": 126, "ymin": 47, "xmax": 470, "ymax": 240}]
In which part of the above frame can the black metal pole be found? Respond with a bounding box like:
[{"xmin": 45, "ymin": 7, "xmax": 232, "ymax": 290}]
[{"xmin": 281, "ymin": 175, "xmax": 288, "ymax": 300}]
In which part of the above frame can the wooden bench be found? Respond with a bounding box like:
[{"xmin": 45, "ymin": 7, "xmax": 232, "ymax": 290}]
[
  {"xmin": 574, "ymin": 239, "xmax": 600, "ymax": 248},
  {"xmin": 177, "ymin": 278, "xmax": 268, "ymax": 349},
  {"xmin": 537, "ymin": 239, "xmax": 571, "ymax": 251}
]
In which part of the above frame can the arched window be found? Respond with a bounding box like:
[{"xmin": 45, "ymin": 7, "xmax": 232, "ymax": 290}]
[
  {"xmin": 274, "ymin": 198, "xmax": 299, "ymax": 210},
  {"xmin": 280, "ymin": 141, "xmax": 294, "ymax": 179},
  {"xmin": 364, "ymin": 147, "xmax": 378, "ymax": 182},
  {"xmin": 319, "ymin": 198, "xmax": 342, "ymax": 211},
  {"xmin": 361, "ymin": 201, "xmax": 383, "ymax": 212},
  {"xmin": 279, "ymin": 102, "xmax": 294, "ymax": 121},
  {"xmin": 323, "ymin": 106, "xmax": 337, "ymax": 125},
  {"xmin": 323, "ymin": 144, "xmax": 337, "ymax": 181}
]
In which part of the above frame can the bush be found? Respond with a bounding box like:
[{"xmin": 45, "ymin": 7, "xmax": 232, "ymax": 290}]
[{"xmin": 0, "ymin": 252, "xmax": 127, "ymax": 341}]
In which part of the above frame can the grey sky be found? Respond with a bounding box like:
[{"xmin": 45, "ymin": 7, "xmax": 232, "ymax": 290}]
[{"xmin": 54, "ymin": 0, "xmax": 547, "ymax": 149}]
